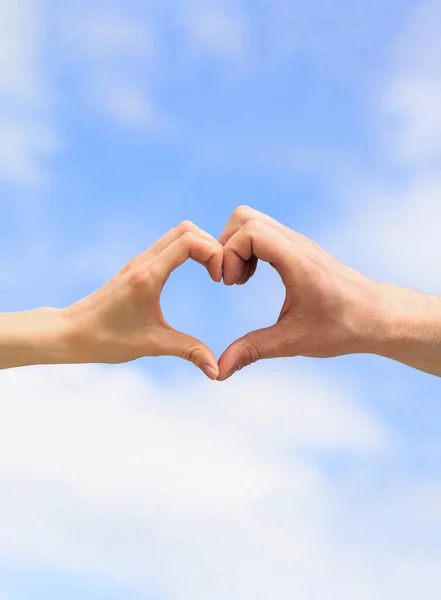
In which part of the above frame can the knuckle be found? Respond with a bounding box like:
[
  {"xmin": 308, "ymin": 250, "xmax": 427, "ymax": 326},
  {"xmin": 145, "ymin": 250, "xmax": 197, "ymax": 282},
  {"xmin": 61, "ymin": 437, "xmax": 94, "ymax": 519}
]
[
  {"xmin": 244, "ymin": 341, "xmax": 261, "ymax": 366},
  {"xmin": 127, "ymin": 269, "xmax": 147, "ymax": 290},
  {"xmin": 177, "ymin": 220, "xmax": 196, "ymax": 235},
  {"xmin": 245, "ymin": 217, "xmax": 263, "ymax": 235},
  {"xmin": 119, "ymin": 257, "xmax": 137, "ymax": 276},
  {"xmin": 181, "ymin": 344, "xmax": 201, "ymax": 364},
  {"xmin": 211, "ymin": 241, "xmax": 223, "ymax": 255},
  {"xmin": 233, "ymin": 205, "xmax": 253, "ymax": 220},
  {"xmin": 127, "ymin": 264, "xmax": 159, "ymax": 291},
  {"xmin": 146, "ymin": 261, "xmax": 162, "ymax": 281},
  {"xmin": 223, "ymin": 245, "xmax": 236, "ymax": 260},
  {"xmin": 180, "ymin": 230, "xmax": 199, "ymax": 247}
]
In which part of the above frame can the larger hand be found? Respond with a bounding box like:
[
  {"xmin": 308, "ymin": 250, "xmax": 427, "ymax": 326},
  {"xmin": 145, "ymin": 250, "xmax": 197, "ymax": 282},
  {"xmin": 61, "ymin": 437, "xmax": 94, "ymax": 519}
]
[
  {"xmin": 218, "ymin": 206, "xmax": 381, "ymax": 380},
  {"xmin": 63, "ymin": 221, "xmax": 222, "ymax": 380}
]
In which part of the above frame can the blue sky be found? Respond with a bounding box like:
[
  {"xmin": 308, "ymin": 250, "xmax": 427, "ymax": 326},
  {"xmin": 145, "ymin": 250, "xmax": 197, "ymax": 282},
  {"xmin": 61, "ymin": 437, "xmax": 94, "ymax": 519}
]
[{"xmin": 1, "ymin": 0, "xmax": 441, "ymax": 599}]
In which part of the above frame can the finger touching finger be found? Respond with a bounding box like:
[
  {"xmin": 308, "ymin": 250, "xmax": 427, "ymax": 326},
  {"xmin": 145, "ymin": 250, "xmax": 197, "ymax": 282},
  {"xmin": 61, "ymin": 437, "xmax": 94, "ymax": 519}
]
[
  {"xmin": 217, "ymin": 323, "xmax": 289, "ymax": 381},
  {"xmin": 128, "ymin": 221, "xmax": 219, "ymax": 271},
  {"xmin": 149, "ymin": 221, "xmax": 219, "ymax": 257},
  {"xmin": 219, "ymin": 205, "xmax": 296, "ymax": 246},
  {"xmin": 219, "ymin": 207, "xmax": 297, "ymax": 286},
  {"xmin": 157, "ymin": 327, "xmax": 219, "ymax": 380},
  {"xmin": 236, "ymin": 255, "xmax": 258, "ymax": 285},
  {"xmin": 154, "ymin": 231, "xmax": 223, "ymax": 285},
  {"xmin": 223, "ymin": 220, "xmax": 294, "ymax": 286}
]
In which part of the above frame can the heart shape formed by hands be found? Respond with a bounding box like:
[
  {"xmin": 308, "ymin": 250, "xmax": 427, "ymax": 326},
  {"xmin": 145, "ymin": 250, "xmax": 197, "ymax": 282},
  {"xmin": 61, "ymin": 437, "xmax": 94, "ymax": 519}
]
[{"xmin": 65, "ymin": 206, "xmax": 375, "ymax": 382}]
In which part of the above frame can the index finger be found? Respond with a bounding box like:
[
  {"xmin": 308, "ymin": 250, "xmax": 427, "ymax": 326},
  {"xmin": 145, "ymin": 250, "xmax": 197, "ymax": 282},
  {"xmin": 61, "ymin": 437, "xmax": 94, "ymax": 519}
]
[
  {"xmin": 223, "ymin": 219, "xmax": 298, "ymax": 286},
  {"xmin": 219, "ymin": 205, "xmax": 296, "ymax": 246},
  {"xmin": 121, "ymin": 221, "xmax": 219, "ymax": 274},
  {"xmin": 153, "ymin": 231, "xmax": 224, "ymax": 287},
  {"xmin": 219, "ymin": 206, "xmax": 300, "ymax": 286}
]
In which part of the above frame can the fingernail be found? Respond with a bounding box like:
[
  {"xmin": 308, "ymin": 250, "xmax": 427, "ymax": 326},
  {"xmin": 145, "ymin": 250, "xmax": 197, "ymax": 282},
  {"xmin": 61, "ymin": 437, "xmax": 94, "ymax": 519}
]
[
  {"xmin": 201, "ymin": 364, "xmax": 219, "ymax": 381},
  {"xmin": 220, "ymin": 366, "xmax": 238, "ymax": 382}
]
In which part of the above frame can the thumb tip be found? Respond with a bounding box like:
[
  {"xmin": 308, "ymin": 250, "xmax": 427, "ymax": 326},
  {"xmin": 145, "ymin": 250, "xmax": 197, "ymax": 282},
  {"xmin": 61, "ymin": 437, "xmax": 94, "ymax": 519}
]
[
  {"xmin": 201, "ymin": 363, "xmax": 219, "ymax": 381},
  {"xmin": 218, "ymin": 336, "xmax": 263, "ymax": 381},
  {"xmin": 218, "ymin": 365, "xmax": 239, "ymax": 382}
]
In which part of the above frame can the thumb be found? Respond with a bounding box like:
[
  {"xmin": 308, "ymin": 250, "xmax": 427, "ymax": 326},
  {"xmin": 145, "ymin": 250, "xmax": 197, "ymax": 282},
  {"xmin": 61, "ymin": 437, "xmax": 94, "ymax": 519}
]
[
  {"xmin": 218, "ymin": 323, "xmax": 286, "ymax": 382},
  {"xmin": 158, "ymin": 327, "xmax": 219, "ymax": 381}
]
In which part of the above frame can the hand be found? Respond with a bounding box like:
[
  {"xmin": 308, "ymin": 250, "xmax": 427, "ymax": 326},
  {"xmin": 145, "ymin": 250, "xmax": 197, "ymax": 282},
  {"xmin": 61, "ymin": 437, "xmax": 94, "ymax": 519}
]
[
  {"xmin": 62, "ymin": 221, "xmax": 223, "ymax": 380},
  {"xmin": 218, "ymin": 206, "xmax": 381, "ymax": 381}
]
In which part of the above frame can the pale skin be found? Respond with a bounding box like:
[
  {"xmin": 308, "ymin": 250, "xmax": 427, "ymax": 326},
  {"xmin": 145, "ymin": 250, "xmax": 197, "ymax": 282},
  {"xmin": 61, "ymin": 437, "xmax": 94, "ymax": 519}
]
[
  {"xmin": 1, "ymin": 207, "xmax": 441, "ymax": 381},
  {"xmin": 0, "ymin": 221, "xmax": 223, "ymax": 380}
]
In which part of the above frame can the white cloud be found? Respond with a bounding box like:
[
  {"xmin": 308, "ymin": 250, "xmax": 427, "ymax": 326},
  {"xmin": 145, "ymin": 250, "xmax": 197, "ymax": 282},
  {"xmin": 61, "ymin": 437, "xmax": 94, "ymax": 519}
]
[
  {"xmin": 0, "ymin": 118, "xmax": 59, "ymax": 186},
  {"xmin": 181, "ymin": 2, "xmax": 249, "ymax": 60},
  {"xmin": 92, "ymin": 82, "xmax": 154, "ymax": 127},
  {"xmin": 0, "ymin": 362, "xmax": 399, "ymax": 599},
  {"xmin": 70, "ymin": 8, "xmax": 156, "ymax": 60},
  {"xmin": 332, "ymin": 173, "xmax": 441, "ymax": 292},
  {"xmin": 383, "ymin": 77, "xmax": 441, "ymax": 165},
  {"xmin": 0, "ymin": 0, "xmax": 58, "ymax": 185},
  {"xmin": 0, "ymin": 0, "xmax": 48, "ymax": 104},
  {"xmin": 62, "ymin": 5, "xmax": 167, "ymax": 130},
  {"xmin": 64, "ymin": 213, "xmax": 165, "ymax": 289},
  {"xmin": 326, "ymin": 0, "xmax": 441, "ymax": 293},
  {"xmin": 381, "ymin": 0, "xmax": 441, "ymax": 165},
  {"xmin": 57, "ymin": 1, "xmax": 250, "ymax": 130}
]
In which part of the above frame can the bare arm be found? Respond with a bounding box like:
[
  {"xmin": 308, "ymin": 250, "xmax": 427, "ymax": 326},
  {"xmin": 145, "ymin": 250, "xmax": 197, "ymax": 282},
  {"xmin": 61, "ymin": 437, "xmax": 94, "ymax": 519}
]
[
  {"xmin": 368, "ymin": 283, "xmax": 441, "ymax": 377},
  {"xmin": 0, "ymin": 221, "xmax": 222, "ymax": 380},
  {"xmin": 0, "ymin": 309, "xmax": 71, "ymax": 370},
  {"xmin": 217, "ymin": 206, "xmax": 441, "ymax": 380}
]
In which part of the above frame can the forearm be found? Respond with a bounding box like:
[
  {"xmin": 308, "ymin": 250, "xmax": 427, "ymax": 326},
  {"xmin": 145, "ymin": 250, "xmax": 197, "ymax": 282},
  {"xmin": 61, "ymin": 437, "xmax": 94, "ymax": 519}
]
[
  {"xmin": 362, "ymin": 283, "xmax": 441, "ymax": 377},
  {"xmin": 0, "ymin": 308, "xmax": 73, "ymax": 370}
]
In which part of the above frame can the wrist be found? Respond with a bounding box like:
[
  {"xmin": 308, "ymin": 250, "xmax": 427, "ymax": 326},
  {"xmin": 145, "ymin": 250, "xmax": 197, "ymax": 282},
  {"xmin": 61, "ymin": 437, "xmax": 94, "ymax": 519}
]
[
  {"xmin": 351, "ymin": 281, "xmax": 396, "ymax": 355},
  {"xmin": 347, "ymin": 280, "xmax": 409, "ymax": 356},
  {"xmin": 60, "ymin": 297, "xmax": 124, "ymax": 365},
  {"xmin": 336, "ymin": 275, "xmax": 389, "ymax": 356},
  {"xmin": 58, "ymin": 301, "xmax": 104, "ymax": 364},
  {"xmin": 0, "ymin": 308, "xmax": 76, "ymax": 369},
  {"xmin": 27, "ymin": 307, "xmax": 78, "ymax": 366},
  {"xmin": 357, "ymin": 282, "xmax": 441, "ymax": 373}
]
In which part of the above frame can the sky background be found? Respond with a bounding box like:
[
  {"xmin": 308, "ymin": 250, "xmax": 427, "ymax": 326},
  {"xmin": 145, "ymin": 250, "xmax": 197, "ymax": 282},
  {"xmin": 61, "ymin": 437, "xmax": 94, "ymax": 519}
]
[{"xmin": 1, "ymin": 0, "xmax": 441, "ymax": 598}]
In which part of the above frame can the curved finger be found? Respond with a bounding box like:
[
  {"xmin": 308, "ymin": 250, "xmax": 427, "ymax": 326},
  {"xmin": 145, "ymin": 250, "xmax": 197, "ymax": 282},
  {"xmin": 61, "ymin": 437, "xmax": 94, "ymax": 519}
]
[
  {"xmin": 124, "ymin": 221, "xmax": 219, "ymax": 272},
  {"xmin": 219, "ymin": 205, "xmax": 297, "ymax": 247},
  {"xmin": 219, "ymin": 206, "xmax": 301, "ymax": 286},
  {"xmin": 236, "ymin": 255, "xmax": 258, "ymax": 285},
  {"xmin": 153, "ymin": 231, "xmax": 223, "ymax": 286},
  {"xmin": 149, "ymin": 221, "xmax": 219, "ymax": 257},
  {"xmin": 223, "ymin": 220, "xmax": 296, "ymax": 286}
]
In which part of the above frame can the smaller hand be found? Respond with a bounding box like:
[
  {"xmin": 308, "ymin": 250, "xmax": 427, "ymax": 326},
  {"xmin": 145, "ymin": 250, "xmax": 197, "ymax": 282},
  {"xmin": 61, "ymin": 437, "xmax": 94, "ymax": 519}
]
[
  {"xmin": 63, "ymin": 221, "xmax": 223, "ymax": 380},
  {"xmin": 218, "ymin": 206, "xmax": 380, "ymax": 381}
]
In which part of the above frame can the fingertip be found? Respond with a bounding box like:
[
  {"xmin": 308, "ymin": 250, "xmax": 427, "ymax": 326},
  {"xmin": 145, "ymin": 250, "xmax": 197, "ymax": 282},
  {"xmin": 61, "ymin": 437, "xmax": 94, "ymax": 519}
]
[
  {"xmin": 209, "ymin": 270, "xmax": 222, "ymax": 283},
  {"xmin": 216, "ymin": 248, "xmax": 225, "ymax": 283},
  {"xmin": 222, "ymin": 269, "xmax": 239, "ymax": 286},
  {"xmin": 215, "ymin": 263, "xmax": 223, "ymax": 283},
  {"xmin": 214, "ymin": 265, "xmax": 224, "ymax": 283},
  {"xmin": 236, "ymin": 272, "xmax": 252, "ymax": 285},
  {"xmin": 218, "ymin": 365, "xmax": 239, "ymax": 382},
  {"xmin": 201, "ymin": 364, "xmax": 219, "ymax": 381},
  {"xmin": 217, "ymin": 347, "xmax": 237, "ymax": 381}
]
